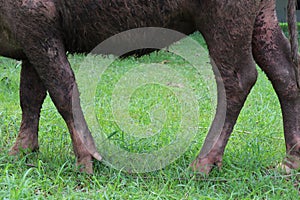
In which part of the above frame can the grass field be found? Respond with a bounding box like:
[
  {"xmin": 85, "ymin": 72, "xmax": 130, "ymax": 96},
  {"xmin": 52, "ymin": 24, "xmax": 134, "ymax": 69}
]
[{"xmin": 0, "ymin": 32, "xmax": 300, "ymax": 199}]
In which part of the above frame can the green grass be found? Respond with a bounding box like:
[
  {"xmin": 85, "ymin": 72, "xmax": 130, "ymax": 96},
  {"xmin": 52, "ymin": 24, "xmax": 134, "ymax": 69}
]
[
  {"xmin": 0, "ymin": 32, "xmax": 300, "ymax": 199},
  {"xmin": 280, "ymin": 22, "xmax": 300, "ymax": 39}
]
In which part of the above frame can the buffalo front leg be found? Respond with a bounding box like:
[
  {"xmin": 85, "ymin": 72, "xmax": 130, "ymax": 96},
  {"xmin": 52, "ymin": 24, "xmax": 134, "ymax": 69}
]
[
  {"xmin": 12, "ymin": 2, "xmax": 101, "ymax": 173},
  {"xmin": 252, "ymin": 2, "xmax": 300, "ymax": 172},
  {"xmin": 21, "ymin": 40, "xmax": 101, "ymax": 174},
  {"xmin": 9, "ymin": 60, "xmax": 46, "ymax": 155}
]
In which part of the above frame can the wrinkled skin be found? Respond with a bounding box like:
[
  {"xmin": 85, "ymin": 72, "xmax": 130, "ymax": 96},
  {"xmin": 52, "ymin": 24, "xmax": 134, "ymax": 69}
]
[{"xmin": 0, "ymin": 0, "xmax": 300, "ymax": 174}]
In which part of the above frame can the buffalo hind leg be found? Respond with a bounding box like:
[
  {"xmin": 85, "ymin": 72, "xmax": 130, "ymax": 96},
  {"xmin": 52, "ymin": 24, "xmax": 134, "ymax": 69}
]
[
  {"xmin": 9, "ymin": 60, "xmax": 46, "ymax": 155},
  {"xmin": 191, "ymin": 11, "xmax": 258, "ymax": 173},
  {"xmin": 191, "ymin": 53, "xmax": 258, "ymax": 174},
  {"xmin": 252, "ymin": 2, "xmax": 300, "ymax": 172}
]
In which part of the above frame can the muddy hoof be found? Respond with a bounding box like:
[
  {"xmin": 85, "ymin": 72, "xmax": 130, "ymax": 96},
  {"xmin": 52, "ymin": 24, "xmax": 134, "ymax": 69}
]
[
  {"xmin": 76, "ymin": 155, "xmax": 95, "ymax": 174},
  {"xmin": 9, "ymin": 142, "xmax": 39, "ymax": 156},
  {"xmin": 190, "ymin": 157, "xmax": 222, "ymax": 175},
  {"xmin": 9, "ymin": 131, "xmax": 39, "ymax": 156},
  {"xmin": 277, "ymin": 156, "xmax": 300, "ymax": 174}
]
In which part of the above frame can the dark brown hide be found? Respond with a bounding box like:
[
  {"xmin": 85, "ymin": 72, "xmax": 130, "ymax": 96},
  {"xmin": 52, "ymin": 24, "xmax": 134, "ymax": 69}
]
[{"xmin": 0, "ymin": 0, "xmax": 299, "ymax": 174}]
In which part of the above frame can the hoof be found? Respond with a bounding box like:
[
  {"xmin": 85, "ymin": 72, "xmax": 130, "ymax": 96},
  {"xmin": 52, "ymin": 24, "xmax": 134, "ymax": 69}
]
[
  {"xmin": 276, "ymin": 163, "xmax": 293, "ymax": 174},
  {"xmin": 190, "ymin": 157, "xmax": 222, "ymax": 175},
  {"xmin": 9, "ymin": 142, "xmax": 39, "ymax": 156},
  {"xmin": 75, "ymin": 146, "xmax": 102, "ymax": 174},
  {"xmin": 76, "ymin": 155, "xmax": 95, "ymax": 174},
  {"xmin": 9, "ymin": 131, "xmax": 39, "ymax": 156},
  {"xmin": 76, "ymin": 150, "xmax": 102, "ymax": 174},
  {"xmin": 276, "ymin": 156, "xmax": 300, "ymax": 174}
]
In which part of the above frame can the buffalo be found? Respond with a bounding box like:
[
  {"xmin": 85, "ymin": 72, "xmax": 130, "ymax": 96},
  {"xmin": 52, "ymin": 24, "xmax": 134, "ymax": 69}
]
[{"xmin": 0, "ymin": 0, "xmax": 300, "ymax": 174}]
